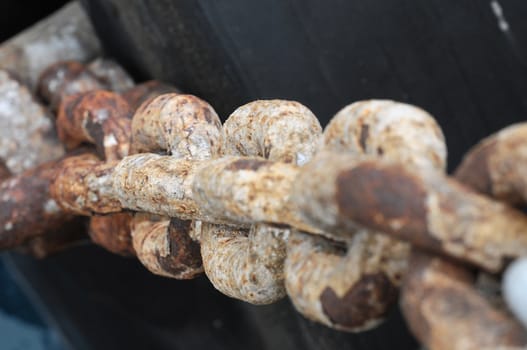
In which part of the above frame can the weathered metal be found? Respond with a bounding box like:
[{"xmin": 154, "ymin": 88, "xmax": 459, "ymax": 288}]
[
  {"xmin": 129, "ymin": 93, "xmax": 221, "ymax": 279},
  {"xmin": 401, "ymin": 251, "xmax": 527, "ymax": 350},
  {"xmin": 2, "ymin": 55, "xmax": 527, "ymax": 348}
]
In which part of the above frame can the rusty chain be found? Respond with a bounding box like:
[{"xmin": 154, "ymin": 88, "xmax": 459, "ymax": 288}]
[{"xmin": 0, "ymin": 59, "xmax": 526, "ymax": 350}]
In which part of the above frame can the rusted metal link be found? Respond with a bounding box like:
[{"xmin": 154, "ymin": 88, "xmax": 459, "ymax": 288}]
[
  {"xmin": 106, "ymin": 102, "xmax": 527, "ymax": 273},
  {"xmin": 52, "ymin": 88, "xmax": 136, "ymax": 256},
  {"xmin": 0, "ymin": 158, "xmax": 86, "ymax": 257},
  {"xmin": 47, "ymin": 86, "xmax": 200, "ymax": 261},
  {"xmin": 131, "ymin": 213, "xmax": 202, "ymax": 279},
  {"xmin": 285, "ymin": 230, "xmax": 405, "ymax": 331},
  {"xmin": 401, "ymin": 251, "xmax": 527, "ymax": 350},
  {"xmin": 321, "ymin": 100, "xmax": 446, "ymax": 172},
  {"xmin": 200, "ymin": 100, "xmax": 321, "ymax": 304},
  {"xmin": 283, "ymin": 100, "xmax": 447, "ymax": 331},
  {"xmin": 291, "ymin": 152, "xmax": 527, "ymax": 273},
  {"xmin": 89, "ymin": 212, "xmax": 134, "ymax": 256},
  {"xmin": 112, "ymin": 154, "xmax": 316, "ymax": 231},
  {"xmin": 455, "ymin": 123, "xmax": 527, "ymax": 206},
  {"xmin": 50, "ymin": 153, "xmax": 121, "ymax": 215},
  {"xmin": 128, "ymin": 93, "xmax": 221, "ymax": 279},
  {"xmin": 0, "ymin": 157, "xmax": 74, "ymax": 249},
  {"xmin": 122, "ymin": 80, "xmax": 181, "ymax": 112},
  {"xmin": 38, "ymin": 59, "xmax": 134, "ymax": 111},
  {"xmin": 3, "ymin": 53, "xmax": 527, "ymax": 343},
  {"xmin": 56, "ymin": 90, "xmax": 132, "ymax": 161}
]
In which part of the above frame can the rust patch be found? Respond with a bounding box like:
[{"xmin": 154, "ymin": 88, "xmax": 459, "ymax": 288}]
[
  {"xmin": 320, "ymin": 273, "xmax": 398, "ymax": 329},
  {"xmin": 0, "ymin": 161, "xmax": 71, "ymax": 248},
  {"xmin": 156, "ymin": 218, "xmax": 202, "ymax": 278},
  {"xmin": 336, "ymin": 162, "xmax": 442, "ymax": 250},
  {"xmin": 454, "ymin": 139, "xmax": 496, "ymax": 196},
  {"xmin": 402, "ymin": 252, "xmax": 527, "ymax": 349},
  {"xmin": 89, "ymin": 212, "xmax": 135, "ymax": 256},
  {"xmin": 57, "ymin": 90, "xmax": 132, "ymax": 159},
  {"xmin": 225, "ymin": 158, "xmax": 269, "ymax": 171},
  {"xmin": 359, "ymin": 124, "xmax": 370, "ymax": 150}
]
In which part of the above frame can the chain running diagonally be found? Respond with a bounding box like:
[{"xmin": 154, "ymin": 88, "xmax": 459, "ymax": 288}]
[{"xmin": 0, "ymin": 60, "xmax": 526, "ymax": 350}]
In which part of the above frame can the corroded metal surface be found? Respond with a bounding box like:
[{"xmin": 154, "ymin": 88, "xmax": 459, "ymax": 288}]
[
  {"xmin": 455, "ymin": 123, "xmax": 527, "ymax": 205},
  {"xmin": 131, "ymin": 213, "xmax": 202, "ymax": 279},
  {"xmin": 122, "ymin": 81, "xmax": 181, "ymax": 112},
  {"xmin": 401, "ymin": 251, "xmax": 527, "ymax": 350},
  {"xmin": 50, "ymin": 154, "xmax": 121, "ymax": 215},
  {"xmin": 200, "ymin": 100, "xmax": 321, "ymax": 304},
  {"xmin": 1, "ymin": 53, "xmax": 526, "ymax": 346},
  {"xmin": 56, "ymin": 90, "xmax": 132, "ymax": 161},
  {"xmin": 201, "ymin": 223, "xmax": 288, "ymax": 304},
  {"xmin": 130, "ymin": 93, "xmax": 221, "ymax": 157},
  {"xmin": 193, "ymin": 157, "xmax": 299, "ymax": 225},
  {"xmin": 0, "ymin": 159, "xmax": 72, "ymax": 249},
  {"xmin": 220, "ymin": 100, "xmax": 322, "ymax": 165},
  {"xmin": 285, "ymin": 100, "xmax": 446, "ymax": 332},
  {"xmin": 285, "ymin": 231, "xmax": 405, "ymax": 332},
  {"xmin": 292, "ymin": 153, "xmax": 527, "ymax": 273},
  {"xmin": 89, "ymin": 213, "xmax": 135, "ymax": 256},
  {"xmin": 322, "ymin": 100, "xmax": 446, "ymax": 171},
  {"xmin": 129, "ymin": 93, "xmax": 221, "ymax": 279}
]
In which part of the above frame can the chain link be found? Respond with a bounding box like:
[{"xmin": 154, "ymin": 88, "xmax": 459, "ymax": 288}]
[{"xmin": 0, "ymin": 60, "xmax": 526, "ymax": 349}]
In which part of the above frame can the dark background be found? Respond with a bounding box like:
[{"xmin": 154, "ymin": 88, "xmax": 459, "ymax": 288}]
[
  {"xmin": 2, "ymin": 1, "xmax": 527, "ymax": 349},
  {"xmin": 0, "ymin": 1, "xmax": 68, "ymax": 42}
]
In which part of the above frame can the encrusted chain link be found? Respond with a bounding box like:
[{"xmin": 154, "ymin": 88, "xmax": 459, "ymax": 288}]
[{"xmin": 1, "ymin": 60, "xmax": 526, "ymax": 350}]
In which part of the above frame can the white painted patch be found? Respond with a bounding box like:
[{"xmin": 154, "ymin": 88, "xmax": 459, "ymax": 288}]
[
  {"xmin": 503, "ymin": 257, "xmax": 527, "ymax": 329},
  {"xmin": 490, "ymin": 0, "xmax": 510, "ymax": 32}
]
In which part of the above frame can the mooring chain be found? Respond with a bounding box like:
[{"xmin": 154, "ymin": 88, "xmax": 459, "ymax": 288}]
[
  {"xmin": 284, "ymin": 100, "xmax": 446, "ymax": 332},
  {"xmin": 1, "ymin": 59, "xmax": 527, "ymax": 350},
  {"xmin": 0, "ymin": 60, "xmax": 180, "ymax": 256},
  {"xmin": 199, "ymin": 100, "xmax": 321, "ymax": 304},
  {"xmin": 129, "ymin": 93, "xmax": 220, "ymax": 279},
  {"xmin": 288, "ymin": 102, "xmax": 527, "ymax": 346}
]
